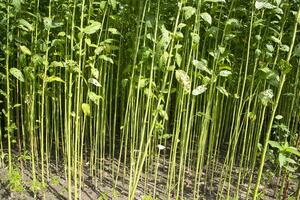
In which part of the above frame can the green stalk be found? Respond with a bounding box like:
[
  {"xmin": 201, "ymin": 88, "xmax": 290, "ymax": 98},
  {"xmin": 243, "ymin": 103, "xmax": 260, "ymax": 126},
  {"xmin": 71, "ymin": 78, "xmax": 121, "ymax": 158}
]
[
  {"xmin": 5, "ymin": 1, "xmax": 12, "ymax": 176},
  {"xmin": 66, "ymin": 0, "xmax": 78, "ymax": 198},
  {"xmin": 253, "ymin": 7, "xmax": 300, "ymax": 199}
]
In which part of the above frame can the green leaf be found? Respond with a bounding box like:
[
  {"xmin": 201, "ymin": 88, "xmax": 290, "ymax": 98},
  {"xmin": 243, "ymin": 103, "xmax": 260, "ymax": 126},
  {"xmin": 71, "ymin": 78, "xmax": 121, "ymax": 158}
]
[
  {"xmin": 268, "ymin": 140, "xmax": 283, "ymax": 151},
  {"xmin": 266, "ymin": 44, "xmax": 274, "ymax": 52},
  {"xmin": 175, "ymin": 70, "xmax": 191, "ymax": 93},
  {"xmin": 270, "ymin": 36, "xmax": 280, "ymax": 44},
  {"xmin": 285, "ymin": 147, "xmax": 300, "ymax": 157},
  {"xmin": 99, "ymin": 1, "xmax": 107, "ymax": 10},
  {"xmin": 0, "ymin": 89, "xmax": 7, "ymax": 98},
  {"xmin": 175, "ymin": 53, "xmax": 182, "ymax": 67},
  {"xmin": 258, "ymin": 67, "xmax": 279, "ymax": 87},
  {"xmin": 20, "ymin": 45, "xmax": 32, "ymax": 55},
  {"xmin": 279, "ymin": 59, "xmax": 292, "ymax": 74},
  {"xmin": 294, "ymin": 43, "xmax": 300, "ymax": 57},
  {"xmin": 108, "ymin": 28, "xmax": 120, "ymax": 35},
  {"xmin": 138, "ymin": 78, "xmax": 148, "ymax": 88},
  {"xmin": 182, "ymin": 6, "xmax": 196, "ymax": 20},
  {"xmin": 88, "ymin": 78, "xmax": 101, "ymax": 87},
  {"xmin": 88, "ymin": 91, "xmax": 102, "ymax": 105},
  {"xmin": 108, "ymin": 0, "xmax": 117, "ymax": 10},
  {"xmin": 275, "ymin": 0, "xmax": 281, "ymax": 6},
  {"xmin": 94, "ymin": 46, "xmax": 104, "ymax": 55},
  {"xmin": 157, "ymin": 144, "xmax": 165, "ymax": 150},
  {"xmin": 46, "ymin": 76, "xmax": 64, "ymax": 83},
  {"xmin": 18, "ymin": 19, "xmax": 33, "ymax": 32},
  {"xmin": 50, "ymin": 61, "xmax": 64, "ymax": 68},
  {"xmin": 286, "ymin": 157, "xmax": 296, "ymax": 164},
  {"xmin": 190, "ymin": 33, "xmax": 200, "ymax": 46},
  {"xmin": 284, "ymin": 165, "xmax": 297, "ymax": 173},
  {"xmin": 280, "ymin": 45, "xmax": 289, "ymax": 52},
  {"xmin": 12, "ymin": 0, "xmax": 21, "ymax": 11},
  {"xmin": 255, "ymin": 1, "xmax": 275, "ymax": 10},
  {"xmin": 278, "ymin": 153, "xmax": 286, "ymax": 168},
  {"xmin": 43, "ymin": 17, "xmax": 52, "ymax": 30},
  {"xmin": 192, "ymin": 85, "xmax": 207, "ymax": 96},
  {"xmin": 275, "ymin": 115, "xmax": 283, "ymax": 120},
  {"xmin": 216, "ymin": 86, "xmax": 229, "ymax": 97},
  {"xmin": 83, "ymin": 21, "xmax": 102, "ymax": 34},
  {"xmin": 81, "ymin": 103, "xmax": 91, "ymax": 116},
  {"xmin": 159, "ymin": 133, "xmax": 172, "ymax": 140},
  {"xmin": 192, "ymin": 59, "xmax": 212, "ymax": 75},
  {"xmin": 158, "ymin": 105, "xmax": 169, "ymax": 120},
  {"xmin": 10, "ymin": 68, "xmax": 24, "ymax": 82},
  {"xmin": 200, "ymin": 12, "xmax": 212, "ymax": 25},
  {"xmin": 204, "ymin": 0, "xmax": 226, "ymax": 2},
  {"xmin": 158, "ymin": 25, "xmax": 171, "ymax": 50},
  {"xmin": 259, "ymin": 89, "xmax": 273, "ymax": 106},
  {"xmin": 58, "ymin": 32, "xmax": 65, "ymax": 37},
  {"xmin": 99, "ymin": 55, "xmax": 114, "ymax": 64},
  {"xmin": 13, "ymin": 104, "xmax": 21, "ymax": 108},
  {"xmin": 226, "ymin": 18, "xmax": 240, "ymax": 27},
  {"xmin": 248, "ymin": 112, "xmax": 256, "ymax": 121},
  {"xmin": 219, "ymin": 70, "xmax": 232, "ymax": 77},
  {"xmin": 91, "ymin": 68, "xmax": 99, "ymax": 79}
]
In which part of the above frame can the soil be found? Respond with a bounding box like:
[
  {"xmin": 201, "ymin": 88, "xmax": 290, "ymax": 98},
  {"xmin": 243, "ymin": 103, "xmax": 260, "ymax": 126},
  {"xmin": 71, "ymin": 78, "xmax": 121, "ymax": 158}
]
[{"xmin": 0, "ymin": 155, "xmax": 298, "ymax": 200}]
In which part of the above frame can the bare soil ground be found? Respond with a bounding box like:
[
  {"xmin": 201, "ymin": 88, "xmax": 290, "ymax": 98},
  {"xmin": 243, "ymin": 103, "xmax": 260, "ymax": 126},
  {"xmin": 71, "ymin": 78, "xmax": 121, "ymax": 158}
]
[{"xmin": 0, "ymin": 156, "xmax": 298, "ymax": 200}]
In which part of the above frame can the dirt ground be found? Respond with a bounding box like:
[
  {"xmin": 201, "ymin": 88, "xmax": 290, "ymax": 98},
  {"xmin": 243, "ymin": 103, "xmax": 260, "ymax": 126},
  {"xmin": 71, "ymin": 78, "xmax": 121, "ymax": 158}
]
[{"xmin": 0, "ymin": 156, "xmax": 298, "ymax": 200}]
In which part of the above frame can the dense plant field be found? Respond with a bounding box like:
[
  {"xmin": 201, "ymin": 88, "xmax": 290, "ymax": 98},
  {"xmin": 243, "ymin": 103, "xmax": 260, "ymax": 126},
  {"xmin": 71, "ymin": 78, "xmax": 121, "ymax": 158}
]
[{"xmin": 0, "ymin": 0, "xmax": 300, "ymax": 199}]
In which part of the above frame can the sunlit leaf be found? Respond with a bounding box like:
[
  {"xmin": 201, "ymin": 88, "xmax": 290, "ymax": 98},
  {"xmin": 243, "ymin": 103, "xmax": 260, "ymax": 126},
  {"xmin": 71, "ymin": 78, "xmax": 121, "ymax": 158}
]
[
  {"xmin": 258, "ymin": 67, "xmax": 279, "ymax": 87},
  {"xmin": 175, "ymin": 70, "xmax": 191, "ymax": 93},
  {"xmin": 255, "ymin": 1, "xmax": 275, "ymax": 10},
  {"xmin": 248, "ymin": 112, "xmax": 256, "ymax": 121},
  {"xmin": 157, "ymin": 144, "xmax": 165, "ymax": 150},
  {"xmin": 226, "ymin": 18, "xmax": 240, "ymax": 27},
  {"xmin": 108, "ymin": 28, "xmax": 120, "ymax": 35},
  {"xmin": 279, "ymin": 59, "xmax": 292, "ymax": 74},
  {"xmin": 270, "ymin": 36, "xmax": 280, "ymax": 44},
  {"xmin": 192, "ymin": 85, "xmax": 207, "ymax": 96},
  {"xmin": 219, "ymin": 70, "xmax": 232, "ymax": 77},
  {"xmin": 204, "ymin": 0, "xmax": 226, "ymax": 2},
  {"xmin": 81, "ymin": 103, "xmax": 91, "ymax": 116},
  {"xmin": 18, "ymin": 19, "xmax": 33, "ymax": 32},
  {"xmin": 20, "ymin": 45, "xmax": 32, "ymax": 55},
  {"xmin": 280, "ymin": 44, "xmax": 289, "ymax": 52},
  {"xmin": 46, "ymin": 76, "xmax": 64, "ymax": 83},
  {"xmin": 266, "ymin": 44, "xmax": 274, "ymax": 52},
  {"xmin": 200, "ymin": 12, "xmax": 212, "ymax": 25},
  {"xmin": 216, "ymin": 86, "xmax": 229, "ymax": 97},
  {"xmin": 269, "ymin": 140, "xmax": 283, "ymax": 151},
  {"xmin": 285, "ymin": 147, "xmax": 300, "ymax": 157},
  {"xmin": 10, "ymin": 68, "xmax": 24, "ymax": 82},
  {"xmin": 259, "ymin": 89, "xmax": 273, "ymax": 106},
  {"xmin": 99, "ymin": 55, "xmax": 114, "ymax": 64},
  {"xmin": 192, "ymin": 59, "xmax": 212, "ymax": 75},
  {"xmin": 175, "ymin": 53, "xmax": 182, "ymax": 67},
  {"xmin": 182, "ymin": 6, "xmax": 196, "ymax": 20},
  {"xmin": 278, "ymin": 153, "xmax": 286, "ymax": 168},
  {"xmin": 108, "ymin": 0, "xmax": 117, "ymax": 10},
  {"xmin": 88, "ymin": 78, "xmax": 101, "ymax": 87},
  {"xmin": 88, "ymin": 91, "xmax": 102, "ymax": 105},
  {"xmin": 91, "ymin": 68, "xmax": 99, "ymax": 79},
  {"xmin": 50, "ymin": 61, "xmax": 64, "ymax": 68},
  {"xmin": 284, "ymin": 165, "xmax": 297, "ymax": 172},
  {"xmin": 43, "ymin": 17, "xmax": 52, "ymax": 30},
  {"xmin": 83, "ymin": 21, "xmax": 102, "ymax": 34}
]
